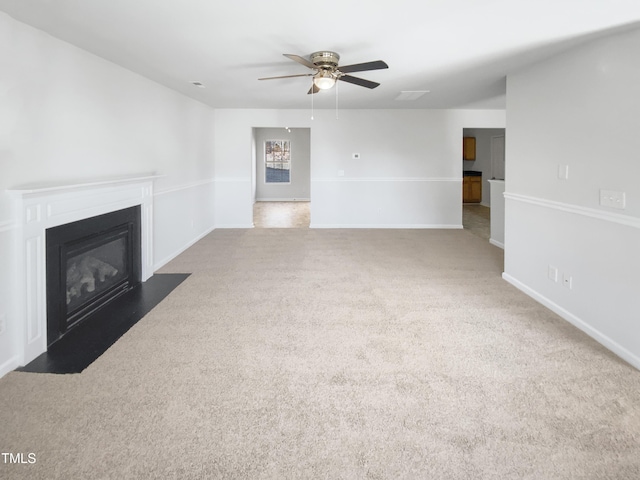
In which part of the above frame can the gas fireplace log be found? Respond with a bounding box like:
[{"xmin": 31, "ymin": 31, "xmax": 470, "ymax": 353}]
[
  {"xmin": 66, "ymin": 256, "xmax": 119, "ymax": 304},
  {"xmin": 82, "ymin": 256, "xmax": 119, "ymax": 282}
]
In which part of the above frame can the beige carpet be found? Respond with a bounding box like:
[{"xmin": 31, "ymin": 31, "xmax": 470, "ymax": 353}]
[{"xmin": 1, "ymin": 229, "xmax": 639, "ymax": 479}]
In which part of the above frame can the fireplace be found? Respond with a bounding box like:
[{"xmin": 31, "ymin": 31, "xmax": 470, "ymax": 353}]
[
  {"xmin": 8, "ymin": 174, "xmax": 157, "ymax": 367},
  {"xmin": 46, "ymin": 206, "xmax": 141, "ymax": 346}
]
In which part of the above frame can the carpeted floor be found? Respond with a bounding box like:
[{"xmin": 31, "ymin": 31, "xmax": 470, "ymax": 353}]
[{"xmin": 1, "ymin": 228, "xmax": 638, "ymax": 479}]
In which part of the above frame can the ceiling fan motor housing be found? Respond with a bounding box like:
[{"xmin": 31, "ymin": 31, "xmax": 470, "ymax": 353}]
[{"xmin": 310, "ymin": 51, "xmax": 340, "ymax": 70}]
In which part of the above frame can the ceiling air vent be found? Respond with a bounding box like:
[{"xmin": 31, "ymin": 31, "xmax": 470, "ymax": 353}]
[{"xmin": 395, "ymin": 90, "xmax": 429, "ymax": 101}]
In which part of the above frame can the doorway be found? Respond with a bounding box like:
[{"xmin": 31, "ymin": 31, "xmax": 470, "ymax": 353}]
[
  {"xmin": 252, "ymin": 127, "xmax": 311, "ymax": 228},
  {"xmin": 461, "ymin": 127, "xmax": 505, "ymax": 240}
]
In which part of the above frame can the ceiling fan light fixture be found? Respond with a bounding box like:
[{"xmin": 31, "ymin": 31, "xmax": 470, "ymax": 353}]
[
  {"xmin": 313, "ymin": 71, "xmax": 336, "ymax": 90},
  {"xmin": 260, "ymin": 51, "xmax": 387, "ymax": 94}
]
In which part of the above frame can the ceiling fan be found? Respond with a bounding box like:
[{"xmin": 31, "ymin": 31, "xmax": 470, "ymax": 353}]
[{"xmin": 259, "ymin": 51, "xmax": 388, "ymax": 94}]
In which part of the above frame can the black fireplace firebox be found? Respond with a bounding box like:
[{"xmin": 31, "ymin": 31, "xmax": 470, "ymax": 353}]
[{"xmin": 46, "ymin": 206, "xmax": 141, "ymax": 347}]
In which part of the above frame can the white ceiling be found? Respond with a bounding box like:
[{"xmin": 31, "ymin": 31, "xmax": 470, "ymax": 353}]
[{"xmin": 2, "ymin": 0, "xmax": 640, "ymax": 110}]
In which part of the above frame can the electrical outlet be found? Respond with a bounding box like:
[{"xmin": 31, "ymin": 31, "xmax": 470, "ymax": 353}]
[
  {"xmin": 599, "ymin": 190, "xmax": 626, "ymax": 210},
  {"xmin": 0, "ymin": 314, "xmax": 6, "ymax": 336},
  {"xmin": 548, "ymin": 265, "xmax": 558, "ymax": 283},
  {"xmin": 338, "ymin": 170, "xmax": 345, "ymax": 177},
  {"xmin": 563, "ymin": 273, "xmax": 573, "ymax": 290}
]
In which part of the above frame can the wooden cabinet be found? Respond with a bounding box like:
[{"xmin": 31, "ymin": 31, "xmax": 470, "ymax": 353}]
[
  {"xmin": 463, "ymin": 176, "xmax": 482, "ymax": 203},
  {"xmin": 463, "ymin": 137, "xmax": 476, "ymax": 160}
]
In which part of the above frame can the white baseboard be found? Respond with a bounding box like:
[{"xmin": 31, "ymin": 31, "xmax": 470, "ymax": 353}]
[
  {"xmin": 214, "ymin": 224, "xmax": 255, "ymax": 229},
  {"xmin": 489, "ymin": 238, "xmax": 504, "ymax": 249},
  {"xmin": 309, "ymin": 224, "xmax": 463, "ymax": 229},
  {"xmin": 0, "ymin": 355, "xmax": 20, "ymax": 378},
  {"xmin": 153, "ymin": 226, "xmax": 216, "ymax": 271},
  {"xmin": 502, "ymin": 273, "xmax": 640, "ymax": 371},
  {"xmin": 255, "ymin": 198, "xmax": 310, "ymax": 202}
]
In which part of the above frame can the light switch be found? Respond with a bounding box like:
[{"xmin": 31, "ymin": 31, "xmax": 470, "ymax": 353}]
[{"xmin": 557, "ymin": 164, "xmax": 569, "ymax": 180}]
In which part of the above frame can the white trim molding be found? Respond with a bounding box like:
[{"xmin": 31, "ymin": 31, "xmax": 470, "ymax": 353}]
[
  {"xmin": 489, "ymin": 238, "xmax": 504, "ymax": 249},
  {"xmin": 0, "ymin": 355, "xmax": 20, "ymax": 379},
  {"xmin": 504, "ymin": 192, "xmax": 640, "ymax": 229},
  {"xmin": 311, "ymin": 224, "xmax": 463, "ymax": 229},
  {"xmin": 255, "ymin": 198, "xmax": 310, "ymax": 202},
  {"xmin": 154, "ymin": 178, "xmax": 215, "ymax": 197},
  {"xmin": 154, "ymin": 226, "xmax": 216, "ymax": 271},
  {"xmin": 214, "ymin": 177, "xmax": 252, "ymax": 183},
  {"xmin": 312, "ymin": 177, "xmax": 461, "ymax": 183},
  {"xmin": 503, "ymin": 273, "xmax": 640, "ymax": 371},
  {"xmin": 215, "ymin": 223, "xmax": 255, "ymax": 229},
  {"xmin": 0, "ymin": 220, "xmax": 15, "ymax": 233},
  {"xmin": 8, "ymin": 173, "xmax": 162, "ymax": 195}
]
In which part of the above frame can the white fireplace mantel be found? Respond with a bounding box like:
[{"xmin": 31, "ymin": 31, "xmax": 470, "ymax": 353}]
[{"xmin": 7, "ymin": 173, "xmax": 160, "ymax": 366}]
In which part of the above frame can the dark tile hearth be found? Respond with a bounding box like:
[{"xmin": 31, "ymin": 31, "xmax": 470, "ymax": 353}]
[{"xmin": 17, "ymin": 273, "xmax": 189, "ymax": 374}]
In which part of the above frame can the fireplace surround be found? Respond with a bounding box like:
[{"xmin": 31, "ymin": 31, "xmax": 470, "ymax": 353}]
[
  {"xmin": 9, "ymin": 175, "xmax": 158, "ymax": 366},
  {"xmin": 46, "ymin": 206, "xmax": 142, "ymax": 347}
]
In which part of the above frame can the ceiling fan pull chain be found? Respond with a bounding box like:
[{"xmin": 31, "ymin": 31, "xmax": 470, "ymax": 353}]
[
  {"xmin": 311, "ymin": 78, "xmax": 314, "ymax": 120},
  {"xmin": 335, "ymin": 79, "xmax": 339, "ymax": 120}
]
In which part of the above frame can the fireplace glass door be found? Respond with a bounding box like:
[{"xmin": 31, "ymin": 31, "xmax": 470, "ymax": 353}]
[{"xmin": 65, "ymin": 229, "xmax": 129, "ymax": 329}]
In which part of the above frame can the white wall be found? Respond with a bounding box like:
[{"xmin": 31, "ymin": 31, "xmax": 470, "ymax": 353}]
[
  {"xmin": 488, "ymin": 180, "xmax": 505, "ymax": 248},
  {"xmin": 213, "ymin": 108, "xmax": 505, "ymax": 228},
  {"xmin": 254, "ymin": 128, "xmax": 310, "ymax": 201},
  {"xmin": 212, "ymin": 109, "xmax": 295, "ymax": 228},
  {"xmin": 504, "ymin": 26, "xmax": 640, "ymax": 369},
  {"xmin": 0, "ymin": 13, "xmax": 216, "ymax": 376}
]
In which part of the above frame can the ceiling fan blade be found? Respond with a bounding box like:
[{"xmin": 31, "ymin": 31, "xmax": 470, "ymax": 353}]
[
  {"xmin": 338, "ymin": 60, "xmax": 388, "ymax": 74},
  {"xmin": 259, "ymin": 73, "xmax": 313, "ymax": 80},
  {"xmin": 307, "ymin": 84, "xmax": 320, "ymax": 95},
  {"xmin": 338, "ymin": 75, "xmax": 380, "ymax": 89},
  {"xmin": 283, "ymin": 54, "xmax": 316, "ymax": 69}
]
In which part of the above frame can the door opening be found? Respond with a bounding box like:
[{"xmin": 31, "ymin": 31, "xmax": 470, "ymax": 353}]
[{"xmin": 252, "ymin": 127, "xmax": 311, "ymax": 228}]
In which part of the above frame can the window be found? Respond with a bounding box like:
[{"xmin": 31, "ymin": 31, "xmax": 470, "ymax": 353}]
[{"xmin": 265, "ymin": 140, "xmax": 291, "ymax": 183}]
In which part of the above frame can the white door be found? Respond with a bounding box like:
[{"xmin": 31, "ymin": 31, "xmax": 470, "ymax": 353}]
[{"xmin": 491, "ymin": 135, "xmax": 505, "ymax": 180}]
